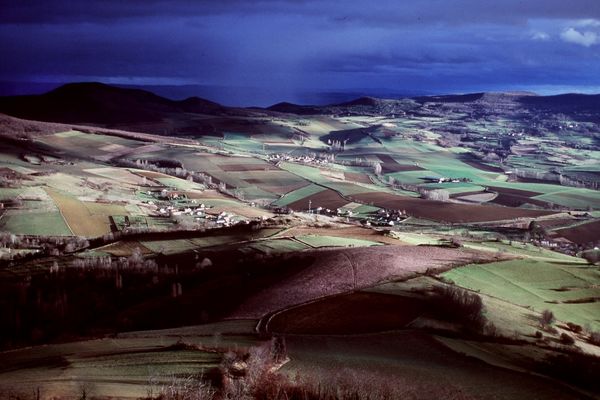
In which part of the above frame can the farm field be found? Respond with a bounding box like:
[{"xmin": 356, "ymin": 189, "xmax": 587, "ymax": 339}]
[
  {"xmin": 0, "ymin": 209, "xmax": 72, "ymax": 236},
  {"xmin": 231, "ymin": 244, "xmax": 504, "ymax": 319},
  {"xmin": 45, "ymin": 188, "xmax": 119, "ymax": 237},
  {"xmin": 267, "ymin": 291, "xmax": 423, "ymax": 334},
  {"xmin": 349, "ymin": 191, "xmax": 555, "ymax": 223},
  {"xmin": 442, "ymin": 259, "xmax": 600, "ymax": 330},
  {"xmin": 554, "ymin": 219, "xmax": 600, "ymax": 244}
]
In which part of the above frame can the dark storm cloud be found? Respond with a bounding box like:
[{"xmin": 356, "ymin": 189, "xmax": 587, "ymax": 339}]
[
  {"xmin": 2, "ymin": 0, "xmax": 600, "ymax": 25},
  {"xmin": 1, "ymin": 0, "xmax": 600, "ymax": 104}
]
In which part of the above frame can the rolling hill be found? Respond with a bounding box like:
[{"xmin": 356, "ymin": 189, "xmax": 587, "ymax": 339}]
[{"xmin": 0, "ymin": 82, "xmax": 227, "ymax": 126}]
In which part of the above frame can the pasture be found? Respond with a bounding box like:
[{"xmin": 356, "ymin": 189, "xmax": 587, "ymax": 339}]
[
  {"xmin": 0, "ymin": 210, "xmax": 72, "ymax": 236},
  {"xmin": 442, "ymin": 259, "xmax": 600, "ymax": 330}
]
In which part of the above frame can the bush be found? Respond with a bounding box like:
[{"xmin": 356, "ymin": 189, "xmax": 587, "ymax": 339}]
[
  {"xmin": 432, "ymin": 285, "xmax": 487, "ymax": 332},
  {"xmin": 534, "ymin": 330, "xmax": 544, "ymax": 339},
  {"xmin": 566, "ymin": 322, "xmax": 582, "ymax": 334},
  {"xmin": 539, "ymin": 309, "xmax": 555, "ymax": 329},
  {"xmin": 589, "ymin": 331, "xmax": 600, "ymax": 346},
  {"xmin": 560, "ymin": 333, "xmax": 575, "ymax": 345},
  {"xmin": 420, "ymin": 188, "xmax": 450, "ymax": 202}
]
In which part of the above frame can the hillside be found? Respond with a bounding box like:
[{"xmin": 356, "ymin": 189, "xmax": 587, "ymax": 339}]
[{"xmin": 0, "ymin": 82, "xmax": 227, "ymax": 128}]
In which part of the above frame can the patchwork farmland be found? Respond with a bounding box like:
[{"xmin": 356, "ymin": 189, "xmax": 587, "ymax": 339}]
[{"xmin": 0, "ymin": 84, "xmax": 599, "ymax": 399}]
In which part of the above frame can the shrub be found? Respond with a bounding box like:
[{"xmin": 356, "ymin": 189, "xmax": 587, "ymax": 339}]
[
  {"xmin": 539, "ymin": 309, "xmax": 555, "ymax": 329},
  {"xmin": 589, "ymin": 331, "xmax": 600, "ymax": 346},
  {"xmin": 560, "ymin": 333, "xmax": 575, "ymax": 345},
  {"xmin": 432, "ymin": 285, "xmax": 487, "ymax": 332},
  {"xmin": 449, "ymin": 237, "xmax": 463, "ymax": 247},
  {"xmin": 566, "ymin": 322, "xmax": 582, "ymax": 334},
  {"xmin": 420, "ymin": 188, "xmax": 450, "ymax": 202}
]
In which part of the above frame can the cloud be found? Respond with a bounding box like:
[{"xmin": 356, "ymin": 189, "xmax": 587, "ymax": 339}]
[
  {"xmin": 560, "ymin": 27, "xmax": 598, "ymax": 46},
  {"xmin": 574, "ymin": 18, "xmax": 600, "ymax": 27},
  {"xmin": 2, "ymin": 0, "xmax": 600, "ymax": 101},
  {"xmin": 3, "ymin": 0, "xmax": 600, "ymax": 26},
  {"xmin": 531, "ymin": 31, "xmax": 550, "ymax": 41}
]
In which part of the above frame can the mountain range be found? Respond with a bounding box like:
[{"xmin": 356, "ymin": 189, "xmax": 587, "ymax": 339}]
[{"xmin": 1, "ymin": 82, "xmax": 599, "ymax": 134}]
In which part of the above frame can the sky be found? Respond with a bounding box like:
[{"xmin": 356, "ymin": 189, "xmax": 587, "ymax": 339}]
[{"xmin": 1, "ymin": 0, "xmax": 600, "ymax": 105}]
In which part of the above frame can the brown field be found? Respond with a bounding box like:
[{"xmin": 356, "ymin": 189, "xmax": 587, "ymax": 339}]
[
  {"xmin": 514, "ymin": 176, "xmax": 560, "ymax": 184},
  {"xmin": 233, "ymin": 170, "xmax": 308, "ymax": 195},
  {"xmin": 486, "ymin": 186, "xmax": 550, "ymax": 208},
  {"xmin": 344, "ymin": 171, "xmax": 373, "ymax": 184},
  {"xmin": 555, "ymin": 220, "xmax": 600, "ymax": 244},
  {"xmin": 491, "ymin": 193, "xmax": 551, "ymax": 208},
  {"xmin": 461, "ymin": 158, "xmax": 505, "ymax": 173},
  {"xmin": 231, "ymin": 245, "xmax": 503, "ymax": 318},
  {"xmin": 45, "ymin": 188, "xmax": 114, "ymax": 237},
  {"xmin": 260, "ymin": 183, "xmax": 310, "ymax": 195},
  {"xmin": 285, "ymin": 188, "xmax": 350, "ymax": 211},
  {"xmin": 376, "ymin": 153, "xmax": 424, "ymax": 173},
  {"xmin": 449, "ymin": 190, "xmax": 486, "ymax": 199},
  {"xmin": 350, "ymin": 192, "xmax": 554, "ymax": 222},
  {"xmin": 535, "ymin": 218, "xmax": 576, "ymax": 230},
  {"xmin": 267, "ymin": 292, "xmax": 424, "ymax": 334},
  {"xmin": 486, "ymin": 186, "xmax": 541, "ymax": 197}
]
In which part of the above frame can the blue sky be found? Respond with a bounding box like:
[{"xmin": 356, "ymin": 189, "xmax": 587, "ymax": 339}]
[{"xmin": 1, "ymin": 0, "xmax": 600, "ymax": 105}]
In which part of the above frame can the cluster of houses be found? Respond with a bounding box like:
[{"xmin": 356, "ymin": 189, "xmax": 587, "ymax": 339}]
[
  {"xmin": 370, "ymin": 209, "xmax": 407, "ymax": 226},
  {"xmin": 422, "ymin": 176, "xmax": 471, "ymax": 184},
  {"xmin": 272, "ymin": 204, "xmax": 407, "ymax": 227},
  {"xmin": 142, "ymin": 189, "xmax": 240, "ymax": 227},
  {"xmin": 268, "ymin": 153, "xmax": 331, "ymax": 166}
]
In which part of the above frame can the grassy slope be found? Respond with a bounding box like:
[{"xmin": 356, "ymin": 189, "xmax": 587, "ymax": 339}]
[{"xmin": 442, "ymin": 259, "xmax": 600, "ymax": 330}]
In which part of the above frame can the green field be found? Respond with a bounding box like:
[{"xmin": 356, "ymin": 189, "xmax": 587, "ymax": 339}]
[
  {"xmin": 295, "ymin": 234, "xmax": 382, "ymax": 248},
  {"xmin": 0, "ymin": 210, "xmax": 72, "ymax": 235},
  {"xmin": 442, "ymin": 259, "xmax": 600, "ymax": 330},
  {"xmin": 273, "ymin": 184, "xmax": 325, "ymax": 207}
]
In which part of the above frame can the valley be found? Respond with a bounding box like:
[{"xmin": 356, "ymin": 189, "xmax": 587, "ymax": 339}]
[{"xmin": 0, "ymin": 84, "xmax": 599, "ymax": 399}]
